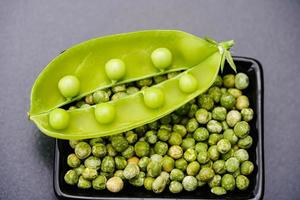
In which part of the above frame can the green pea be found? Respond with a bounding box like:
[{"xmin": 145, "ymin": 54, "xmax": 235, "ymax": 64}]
[
  {"xmin": 198, "ymin": 94, "xmax": 214, "ymax": 111},
  {"xmin": 225, "ymin": 157, "xmax": 240, "ymax": 173},
  {"xmin": 173, "ymin": 124, "xmax": 187, "ymax": 137},
  {"xmin": 101, "ymin": 156, "xmax": 115, "ymax": 173},
  {"xmin": 126, "ymin": 86, "xmax": 139, "ymax": 95},
  {"xmin": 223, "ymin": 74, "xmax": 235, "ymax": 88},
  {"xmin": 92, "ymin": 175, "xmax": 106, "ymax": 190},
  {"xmin": 148, "ymin": 121, "xmax": 160, "ymax": 130},
  {"xmin": 223, "ymin": 129, "xmax": 238, "ymax": 145},
  {"xmin": 94, "ymin": 103, "xmax": 116, "ymax": 124},
  {"xmin": 212, "ymin": 75, "xmax": 223, "ymax": 87},
  {"xmin": 143, "ymin": 88, "xmax": 165, "ymax": 109},
  {"xmin": 123, "ymin": 163, "xmax": 140, "ymax": 179},
  {"xmin": 170, "ymin": 169, "xmax": 184, "ymax": 182},
  {"xmin": 157, "ymin": 128, "xmax": 171, "ymax": 141},
  {"xmin": 106, "ymin": 177, "xmax": 124, "ymax": 193},
  {"xmin": 195, "ymin": 142, "xmax": 208, "ymax": 153},
  {"xmin": 67, "ymin": 153, "xmax": 81, "ymax": 168},
  {"xmin": 111, "ymin": 135, "xmax": 129, "ymax": 152},
  {"xmin": 182, "ymin": 176, "xmax": 198, "ymax": 191},
  {"xmin": 77, "ymin": 176, "xmax": 91, "ymax": 189},
  {"xmin": 75, "ymin": 142, "xmax": 91, "ymax": 159},
  {"xmin": 193, "ymin": 127, "xmax": 208, "ymax": 141},
  {"xmin": 234, "ymin": 121, "xmax": 250, "ymax": 138},
  {"xmin": 105, "ymin": 58, "xmax": 126, "ymax": 81},
  {"xmin": 234, "ymin": 149, "xmax": 249, "ymax": 162},
  {"xmin": 208, "ymin": 133, "xmax": 223, "ymax": 146},
  {"xmin": 197, "ymin": 151, "xmax": 209, "ymax": 164},
  {"xmin": 135, "ymin": 141, "xmax": 150, "ymax": 157},
  {"xmin": 147, "ymin": 161, "xmax": 162, "ymax": 178},
  {"xmin": 208, "ymin": 86, "xmax": 222, "ymax": 103},
  {"xmin": 168, "ymin": 132, "xmax": 182, "ymax": 145},
  {"xmin": 112, "ymin": 84, "xmax": 126, "ymax": 93},
  {"xmin": 241, "ymin": 108, "xmax": 254, "ymax": 122},
  {"xmin": 211, "ymin": 186, "xmax": 227, "ymax": 195},
  {"xmin": 212, "ymin": 106, "xmax": 227, "ymax": 121},
  {"xmin": 92, "ymin": 90, "xmax": 110, "ymax": 104},
  {"xmin": 175, "ymin": 158, "xmax": 188, "ymax": 171},
  {"xmin": 238, "ymin": 135, "xmax": 253, "ymax": 149},
  {"xmin": 198, "ymin": 167, "xmax": 215, "ymax": 182},
  {"xmin": 48, "ymin": 108, "xmax": 69, "ymax": 130},
  {"xmin": 208, "ymin": 175, "xmax": 222, "ymax": 188},
  {"xmin": 58, "ymin": 75, "xmax": 80, "ymax": 98},
  {"xmin": 106, "ymin": 144, "xmax": 117, "ymax": 157},
  {"xmin": 74, "ymin": 164, "xmax": 85, "ymax": 176},
  {"xmin": 162, "ymin": 156, "xmax": 175, "ymax": 172},
  {"xmin": 171, "ymin": 113, "xmax": 182, "ymax": 124},
  {"xmin": 82, "ymin": 167, "xmax": 98, "ymax": 180},
  {"xmin": 122, "ymin": 146, "xmax": 135, "ymax": 158},
  {"xmin": 226, "ymin": 110, "xmax": 241, "ymax": 127},
  {"xmin": 181, "ymin": 138, "xmax": 195, "ymax": 150},
  {"xmin": 208, "ymin": 145, "xmax": 220, "ymax": 161},
  {"xmin": 154, "ymin": 141, "xmax": 168, "ymax": 156},
  {"xmin": 183, "ymin": 148, "xmax": 197, "ymax": 162},
  {"xmin": 138, "ymin": 157, "xmax": 150, "ymax": 172},
  {"xmin": 84, "ymin": 156, "xmax": 101, "ymax": 170},
  {"xmin": 64, "ymin": 169, "xmax": 79, "ymax": 185},
  {"xmin": 195, "ymin": 108, "xmax": 211, "ymax": 124},
  {"xmin": 241, "ymin": 160, "xmax": 254, "ymax": 175},
  {"xmin": 222, "ymin": 148, "xmax": 235, "ymax": 161},
  {"xmin": 115, "ymin": 156, "xmax": 127, "ymax": 170},
  {"xmin": 186, "ymin": 161, "xmax": 200, "ymax": 176},
  {"xmin": 151, "ymin": 47, "xmax": 172, "ymax": 70},
  {"xmin": 169, "ymin": 181, "xmax": 183, "ymax": 193},
  {"xmin": 144, "ymin": 177, "xmax": 155, "ymax": 190},
  {"xmin": 221, "ymin": 174, "xmax": 235, "ymax": 191},
  {"xmin": 207, "ymin": 120, "xmax": 222, "ymax": 133},
  {"xmin": 213, "ymin": 160, "xmax": 226, "ymax": 175},
  {"xmin": 228, "ymin": 88, "xmax": 242, "ymax": 98},
  {"xmin": 236, "ymin": 95, "xmax": 250, "ymax": 110},
  {"xmin": 235, "ymin": 73, "xmax": 249, "ymax": 90},
  {"xmin": 125, "ymin": 131, "xmax": 138, "ymax": 144},
  {"xmin": 217, "ymin": 139, "xmax": 232, "ymax": 154},
  {"xmin": 220, "ymin": 93, "xmax": 236, "ymax": 110},
  {"xmin": 168, "ymin": 145, "xmax": 183, "ymax": 159},
  {"xmin": 186, "ymin": 118, "xmax": 199, "ymax": 132},
  {"xmin": 84, "ymin": 94, "xmax": 94, "ymax": 105},
  {"xmin": 129, "ymin": 171, "xmax": 146, "ymax": 187},
  {"xmin": 178, "ymin": 74, "xmax": 198, "ymax": 93}
]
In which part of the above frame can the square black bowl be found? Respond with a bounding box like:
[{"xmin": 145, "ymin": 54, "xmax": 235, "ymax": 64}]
[{"xmin": 54, "ymin": 57, "xmax": 264, "ymax": 200}]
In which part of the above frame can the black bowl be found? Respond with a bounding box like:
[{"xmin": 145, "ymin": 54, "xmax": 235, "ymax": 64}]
[{"xmin": 54, "ymin": 57, "xmax": 264, "ymax": 200}]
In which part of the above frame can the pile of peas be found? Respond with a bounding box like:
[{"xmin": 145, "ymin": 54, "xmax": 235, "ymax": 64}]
[{"xmin": 64, "ymin": 72, "xmax": 255, "ymax": 196}]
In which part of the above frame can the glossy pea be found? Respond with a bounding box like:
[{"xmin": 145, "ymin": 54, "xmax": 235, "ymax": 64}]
[
  {"xmin": 105, "ymin": 59, "xmax": 126, "ymax": 82},
  {"xmin": 151, "ymin": 47, "xmax": 172, "ymax": 70},
  {"xmin": 178, "ymin": 74, "xmax": 198, "ymax": 93},
  {"xmin": 94, "ymin": 103, "xmax": 116, "ymax": 124},
  {"xmin": 143, "ymin": 88, "xmax": 165, "ymax": 109},
  {"xmin": 58, "ymin": 75, "xmax": 80, "ymax": 98},
  {"xmin": 48, "ymin": 108, "xmax": 70, "ymax": 130}
]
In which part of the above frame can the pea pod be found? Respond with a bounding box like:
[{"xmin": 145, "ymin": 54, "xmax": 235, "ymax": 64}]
[
  {"xmin": 29, "ymin": 30, "xmax": 219, "ymax": 116},
  {"xmin": 29, "ymin": 30, "xmax": 235, "ymax": 139}
]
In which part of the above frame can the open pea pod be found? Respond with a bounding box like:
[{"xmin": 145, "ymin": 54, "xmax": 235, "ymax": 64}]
[
  {"xmin": 29, "ymin": 30, "xmax": 219, "ymax": 116},
  {"xmin": 29, "ymin": 30, "xmax": 236, "ymax": 139}
]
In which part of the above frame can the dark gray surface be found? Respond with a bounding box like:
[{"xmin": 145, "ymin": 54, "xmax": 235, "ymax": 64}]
[{"xmin": 0, "ymin": 0, "xmax": 299, "ymax": 199}]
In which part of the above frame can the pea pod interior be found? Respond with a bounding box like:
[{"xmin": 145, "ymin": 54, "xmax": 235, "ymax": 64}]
[
  {"xmin": 30, "ymin": 52, "xmax": 221, "ymax": 139},
  {"xmin": 29, "ymin": 30, "xmax": 218, "ymax": 116}
]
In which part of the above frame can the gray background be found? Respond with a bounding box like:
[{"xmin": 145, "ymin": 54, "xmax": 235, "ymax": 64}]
[{"xmin": 0, "ymin": 0, "xmax": 299, "ymax": 199}]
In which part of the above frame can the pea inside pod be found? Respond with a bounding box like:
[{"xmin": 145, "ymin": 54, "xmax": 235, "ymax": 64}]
[
  {"xmin": 29, "ymin": 30, "xmax": 219, "ymax": 116},
  {"xmin": 29, "ymin": 30, "xmax": 236, "ymax": 139},
  {"xmin": 31, "ymin": 52, "xmax": 220, "ymax": 139}
]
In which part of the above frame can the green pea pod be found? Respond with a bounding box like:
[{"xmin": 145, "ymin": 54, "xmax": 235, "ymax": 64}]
[
  {"xmin": 29, "ymin": 30, "xmax": 235, "ymax": 139},
  {"xmin": 29, "ymin": 30, "xmax": 218, "ymax": 116}
]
